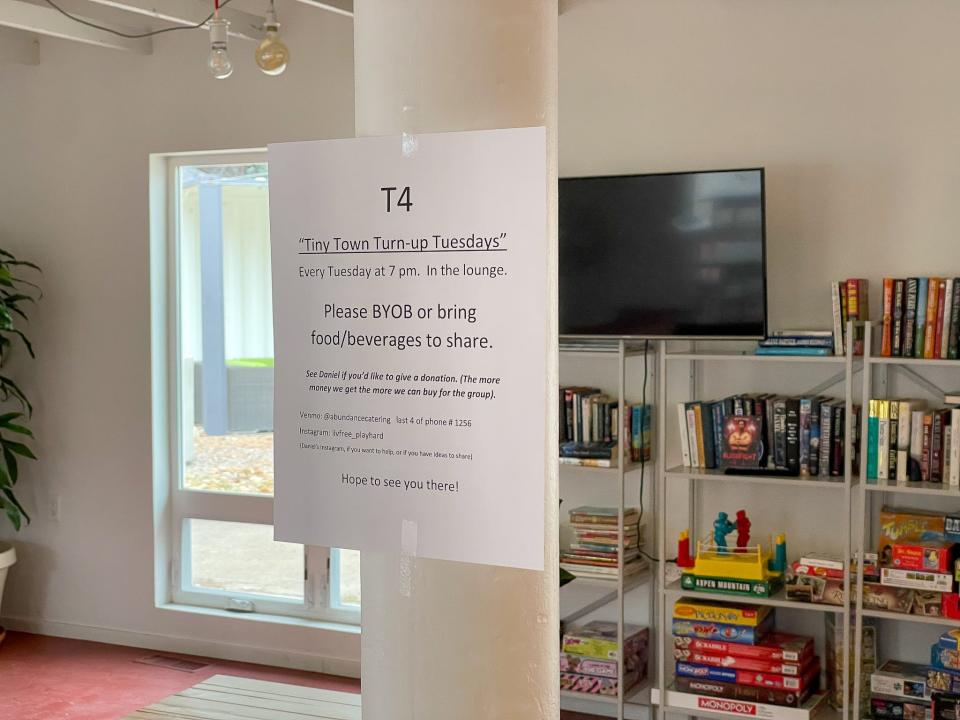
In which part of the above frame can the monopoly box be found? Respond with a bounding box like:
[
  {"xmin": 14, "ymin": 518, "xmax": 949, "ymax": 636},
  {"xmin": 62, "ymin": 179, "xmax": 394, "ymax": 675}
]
[
  {"xmin": 675, "ymin": 660, "xmax": 820, "ymax": 692},
  {"xmin": 674, "ymin": 675, "xmax": 817, "ymax": 708}
]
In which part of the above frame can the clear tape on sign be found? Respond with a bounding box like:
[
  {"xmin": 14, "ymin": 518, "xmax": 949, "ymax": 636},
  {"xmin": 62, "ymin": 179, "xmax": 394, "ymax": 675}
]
[
  {"xmin": 401, "ymin": 103, "xmax": 418, "ymax": 158},
  {"xmin": 399, "ymin": 518, "xmax": 419, "ymax": 597}
]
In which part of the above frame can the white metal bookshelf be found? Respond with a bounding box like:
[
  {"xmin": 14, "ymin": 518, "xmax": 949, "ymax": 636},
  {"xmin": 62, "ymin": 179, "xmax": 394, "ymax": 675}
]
[
  {"xmin": 559, "ymin": 339, "xmax": 658, "ymax": 720},
  {"xmin": 653, "ymin": 326, "xmax": 861, "ymax": 720},
  {"xmin": 852, "ymin": 321, "xmax": 960, "ymax": 720}
]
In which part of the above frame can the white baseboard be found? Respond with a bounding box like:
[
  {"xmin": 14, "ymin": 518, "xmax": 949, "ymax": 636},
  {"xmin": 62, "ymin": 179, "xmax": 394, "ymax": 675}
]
[{"xmin": 1, "ymin": 615, "xmax": 361, "ymax": 679}]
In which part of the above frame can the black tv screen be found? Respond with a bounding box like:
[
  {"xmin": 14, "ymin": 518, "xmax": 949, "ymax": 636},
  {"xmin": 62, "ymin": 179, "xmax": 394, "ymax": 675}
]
[{"xmin": 559, "ymin": 169, "xmax": 767, "ymax": 338}]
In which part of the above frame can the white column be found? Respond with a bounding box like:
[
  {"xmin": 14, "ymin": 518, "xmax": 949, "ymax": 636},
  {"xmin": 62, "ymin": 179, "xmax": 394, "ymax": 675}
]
[{"xmin": 353, "ymin": 2, "xmax": 559, "ymax": 719}]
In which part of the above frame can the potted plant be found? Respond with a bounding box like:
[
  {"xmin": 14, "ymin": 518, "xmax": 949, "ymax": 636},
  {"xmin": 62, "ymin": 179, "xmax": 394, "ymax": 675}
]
[{"xmin": 0, "ymin": 249, "xmax": 40, "ymax": 639}]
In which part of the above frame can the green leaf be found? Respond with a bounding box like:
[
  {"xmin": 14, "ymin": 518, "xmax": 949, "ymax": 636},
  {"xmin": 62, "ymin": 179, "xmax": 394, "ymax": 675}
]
[
  {"xmin": 1, "ymin": 485, "xmax": 29, "ymax": 524},
  {"xmin": 4, "ymin": 447, "xmax": 17, "ymax": 485},
  {"xmin": 9, "ymin": 329, "xmax": 34, "ymax": 358},
  {"xmin": 0, "ymin": 376, "xmax": 32, "ymax": 415},
  {"xmin": 0, "ymin": 498, "xmax": 22, "ymax": 532},
  {"xmin": 3, "ymin": 440, "xmax": 36, "ymax": 460},
  {"xmin": 0, "ymin": 412, "xmax": 24, "ymax": 426}
]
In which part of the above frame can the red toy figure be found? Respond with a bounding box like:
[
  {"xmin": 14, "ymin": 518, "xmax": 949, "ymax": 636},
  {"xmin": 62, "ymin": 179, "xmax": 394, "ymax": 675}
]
[{"xmin": 735, "ymin": 510, "xmax": 751, "ymax": 551}]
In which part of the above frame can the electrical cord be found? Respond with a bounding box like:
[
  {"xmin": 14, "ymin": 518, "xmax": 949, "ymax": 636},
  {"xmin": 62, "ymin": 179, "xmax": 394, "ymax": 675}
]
[
  {"xmin": 635, "ymin": 340, "xmax": 678, "ymax": 566},
  {"xmin": 42, "ymin": 0, "xmax": 238, "ymax": 39}
]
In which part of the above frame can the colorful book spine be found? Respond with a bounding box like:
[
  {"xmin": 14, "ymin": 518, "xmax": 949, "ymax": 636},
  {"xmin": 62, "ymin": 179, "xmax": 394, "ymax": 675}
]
[
  {"xmin": 941, "ymin": 278, "xmax": 954, "ymax": 359},
  {"xmin": 831, "ymin": 280, "xmax": 844, "ymax": 356},
  {"xmin": 924, "ymin": 278, "xmax": 940, "ymax": 359},
  {"xmin": 892, "ymin": 278, "xmax": 906, "ymax": 357},
  {"xmin": 867, "ymin": 399, "xmax": 879, "ymax": 481},
  {"xmin": 915, "ymin": 277, "xmax": 929, "ymax": 358},
  {"xmin": 678, "ymin": 403, "xmax": 692, "ymax": 467},
  {"xmin": 910, "ymin": 410, "xmax": 925, "ymax": 482},
  {"xmin": 881, "ymin": 277, "xmax": 894, "ymax": 357},
  {"xmin": 877, "ymin": 400, "xmax": 890, "ymax": 482},
  {"xmin": 903, "ymin": 278, "xmax": 919, "ymax": 358},
  {"xmin": 888, "ymin": 399, "xmax": 899, "ymax": 480},
  {"xmin": 950, "ymin": 278, "xmax": 960, "ymax": 361},
  {"xmin": 922, "ymin": 412, "xmax": 933, "ymax": 481}
]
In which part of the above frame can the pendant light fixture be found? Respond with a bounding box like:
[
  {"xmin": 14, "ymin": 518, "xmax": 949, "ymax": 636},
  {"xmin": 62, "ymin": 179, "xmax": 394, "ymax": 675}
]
[
  {"xmin": 207, "ymin": 0, "xmax": 233, "ymax": 79},
  {"xmin": 255, "ymin": 0, "xmax": 290, "ymax": 76}
]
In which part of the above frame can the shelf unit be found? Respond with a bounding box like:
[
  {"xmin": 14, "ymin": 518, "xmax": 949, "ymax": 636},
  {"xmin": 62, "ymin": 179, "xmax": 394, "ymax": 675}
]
[
  {"xmin": 654, "ymin": 327, "xmax": 861, "ymax": 720},
  {"xmin": 852, "ymin": 321, "xmax": 960, "ymax": 720},
  {"xmin": 559, "ymin": 340, "xmax": 657, "ymax": 720}
]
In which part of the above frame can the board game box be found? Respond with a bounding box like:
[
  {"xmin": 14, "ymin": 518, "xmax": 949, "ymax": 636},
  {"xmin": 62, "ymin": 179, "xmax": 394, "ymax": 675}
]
[
  {"xmin": 672, "ymin": 615, "xmax": 773, "ymax": 644},
  {"xmin": 674, "ymin": 633, "xmax": 814, "ymax": 664},
  {"xmin": 881, "ymin": 567, "xmax": 954, "ymax": 593},
  {"xmin": 873, "ymin": 660, "xmax": 933, "ymax": 700},
  {"xmin": 562, "ymin": 621, "xmax": 648, "ymax": 660},
  {"xmin": 675, "ymin": 660, "xmax": 820, "ymax": 692},
  {"xmin": 680, "ymin": 573, "xmax": 782, "ymax": 598},
  {"xmin": 880, "ymin": 508, "xmax": 946, "ymax": 562},
  {"xmin": 871, "ymin": 694, "xmax": 932, "ymax": 720},
  {"xmin": 560, "ymin": 670, "xmax": 639, "ymax": 696},
  {"xmin": 674, "ymin": 675, "xmax": 818, "ymax": 708},
  {"xmin": 672, "ymin": 649, "xmax": 808, "ymax": 676},
  {"xmin": 932, "ymin": 691, "xmax": 960, "ymax": 720},
  {"xmin": 892, "ymin": 542, "xmax": 957, "ymax": 574},
  {"xmin": 662, "ymin": 686, "xmax": 830, "ymax": 720},
  {"xmin": 673, "ymin": 598, "xmax": 774, "ymax": 627},
  {"xmin": 928, "ymin": 668, "xmax": 960, "ymax": 695}
]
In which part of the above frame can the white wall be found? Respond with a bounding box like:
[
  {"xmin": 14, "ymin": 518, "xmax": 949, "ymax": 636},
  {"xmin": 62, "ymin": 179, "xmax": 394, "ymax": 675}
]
[
  {"xmin": 0, "ymin": 2, "xmax": 359, "ymax": 672},
  {"xmin": 3, "ymin": 0, "xmax": 960, "ymax": 678}
]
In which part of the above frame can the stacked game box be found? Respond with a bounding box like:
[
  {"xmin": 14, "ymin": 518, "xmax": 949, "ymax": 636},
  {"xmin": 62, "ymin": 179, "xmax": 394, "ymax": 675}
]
[
  {"xmin": 560, "ymin": 506, "xmax": 648, "ymax": 581},
  {"xmin": 825, "ymin": 613, "xmax": 876, "ymax": 713},
  {"xmin": 560, "ymin": 621, "xmax": 649, "ymax": 697},
  {"xmin": 672, "ymin": 598, "xmax": 823, "ymax": 709}
]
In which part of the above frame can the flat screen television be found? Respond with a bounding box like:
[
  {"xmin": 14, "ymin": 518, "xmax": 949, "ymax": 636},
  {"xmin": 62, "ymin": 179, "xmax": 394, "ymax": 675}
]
[{"xmin": 559, "ymin": 168, "xmax": 767, "ymax": 339}]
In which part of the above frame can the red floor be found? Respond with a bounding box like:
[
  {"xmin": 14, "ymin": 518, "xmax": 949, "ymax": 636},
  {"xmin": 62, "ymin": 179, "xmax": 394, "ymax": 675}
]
[{"xmin": 1, "ymin": 631, "xmax": 360, "ymax": 720}]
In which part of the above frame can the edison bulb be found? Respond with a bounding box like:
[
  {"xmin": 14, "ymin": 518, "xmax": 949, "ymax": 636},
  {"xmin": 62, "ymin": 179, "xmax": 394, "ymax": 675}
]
[
  {"xmin": 208, "ymin": 47, "xmax": 233, "ymax": 79},
  {"xmin": 255, "ymin": 9, "xmax": 288, "ymax": 76},
  {"xmin": 207, "ymin": 18, "xmax": 233, "ymax": 79}
]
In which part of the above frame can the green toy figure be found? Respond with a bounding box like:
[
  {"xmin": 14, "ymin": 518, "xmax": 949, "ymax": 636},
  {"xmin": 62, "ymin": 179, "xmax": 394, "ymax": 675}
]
[{"xmin": 713, "ymin": 511, "xmax": 736, "ymax": 553}]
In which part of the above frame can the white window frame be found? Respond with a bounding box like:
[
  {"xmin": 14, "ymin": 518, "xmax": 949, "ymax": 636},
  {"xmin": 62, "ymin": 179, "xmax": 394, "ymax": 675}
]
[{"xmin": 152, "ymin": 150, "xmax": 359, "ymax": 625}]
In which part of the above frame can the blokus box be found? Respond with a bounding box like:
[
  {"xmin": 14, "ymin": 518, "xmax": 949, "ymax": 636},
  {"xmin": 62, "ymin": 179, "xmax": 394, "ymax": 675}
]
[
  {"xmin": 674, "ymin": 674, "xmax": 818, "ymax": 708},
  {"xmin": 675, "ymin": 660, "xmax": 820, "ymax": 692},
  {"xmin": 562, "ymin": 621, "xmax": 648, "ymax": 660},
  {"xmin": 673, "ymin": 598, "xmax": 774, "ymax": 627},
  {"xmin": 672, "ymin": 615, "xmax": 773, "ymax": 644},
  {"xmin": 674, "ymin": 633, "xmax": 814, "ymax": 664},
  {"xmin": 872, "ymin": 660, "xmax": 932, "ymax": 700},
  {"xmin": 892, "ymin": 542, "xmax": 957, "ymax": 574},
  {"xmin": 871, "ymin": 694, "xmax": 932, "ymax": 720}
]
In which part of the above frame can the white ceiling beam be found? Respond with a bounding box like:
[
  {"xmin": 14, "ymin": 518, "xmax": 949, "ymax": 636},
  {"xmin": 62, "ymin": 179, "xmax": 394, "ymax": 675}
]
[
  {"xmin": 0, "ymin": 25, "xmax": 39, "ymax": 64},
  {"xmin": 0, "ymin": 0, "xmax": 150, "ymax": 53},
  {"xmin": 85, "ymin": 0, "xmax": 262, "ymax": 42},
  {"xmin": 295, "ymin": 0, "xmax": 353, "ymax": 19}
]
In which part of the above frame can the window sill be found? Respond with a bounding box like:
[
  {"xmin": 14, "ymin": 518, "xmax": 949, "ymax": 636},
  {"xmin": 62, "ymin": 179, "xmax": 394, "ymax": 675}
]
[{"xmin": 157, "ymin": 602, "xmax": 361, "ymax": 635}]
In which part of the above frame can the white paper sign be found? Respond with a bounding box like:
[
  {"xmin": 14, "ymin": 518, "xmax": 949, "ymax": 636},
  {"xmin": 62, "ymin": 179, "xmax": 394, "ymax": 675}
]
[{"xmin": 269, "ymin": 128, "xmax": 548, "ymax": 570}]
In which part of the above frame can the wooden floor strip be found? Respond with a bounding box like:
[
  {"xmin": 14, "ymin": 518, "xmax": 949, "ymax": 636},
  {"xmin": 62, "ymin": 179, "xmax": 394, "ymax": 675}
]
[{"xmin": 123, "ymin": 674, "xmax": 362, "ymax": 720}]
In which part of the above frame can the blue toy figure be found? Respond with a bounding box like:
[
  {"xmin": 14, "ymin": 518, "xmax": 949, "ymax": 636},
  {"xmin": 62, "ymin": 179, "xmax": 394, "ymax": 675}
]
[{"xmin": 713, "ymin": 511, "xmax": 736, "ymax": 553}]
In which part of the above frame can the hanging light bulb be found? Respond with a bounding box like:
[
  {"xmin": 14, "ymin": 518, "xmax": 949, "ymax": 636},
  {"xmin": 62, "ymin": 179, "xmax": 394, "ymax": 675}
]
[
  {"xmin": 207, "ymin": 16, "xmax": 233, "ymax": 79},
  {"xmin": 255, "ymin": 1, "xmax": 289, "ymax": 76}
]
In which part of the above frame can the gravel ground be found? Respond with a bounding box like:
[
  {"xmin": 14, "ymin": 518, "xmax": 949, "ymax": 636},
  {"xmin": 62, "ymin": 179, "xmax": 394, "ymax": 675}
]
[{"xmin": 185, "ymin": 427, "xmax": 361, "ymax": 605}]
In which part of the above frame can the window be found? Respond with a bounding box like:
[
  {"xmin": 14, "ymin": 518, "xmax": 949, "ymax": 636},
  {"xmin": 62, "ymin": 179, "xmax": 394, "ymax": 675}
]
[{"xmin": 158, "ymin": 152, "xmax": 360, "ymax": 622}]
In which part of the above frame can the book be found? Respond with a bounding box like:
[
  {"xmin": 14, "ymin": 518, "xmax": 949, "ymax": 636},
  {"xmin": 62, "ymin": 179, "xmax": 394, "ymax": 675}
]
[
  {"xmin": 867, "ymin": 399, "xmax": 880, "ymax": 481},
  {"xmin": 720, "ymin": 415, "xmax": 764, "ymax": 469},
  {"xmin": 831, "ymin": 281, "xmax": 844, "ymax": 356},
  {"xmin": 888, "ymin": 399, "xmax": 900, "ymax": 479},
  {"xmin": 892, "ymin": 278, "xmax": 906, "ymax": 357},
  {"xmin": 932, "ymin": 409, "xmax": 951, "ymax": 483},
  {"xmin": 922, "ymin": 413, "xmax": 934, "ymax": 481},
  {"xmin": 910, "ymin": 409, "xmax": 926, "ymax": 482},
  {"xmin": 942, "ymin": 278, "xmax": 954, "ymax": 359},
  {"xmin": 818, "ymin": 401, "xmax": 833, "ymax": 477},
  {"xmin": 950, "ymin": 279, "xmax": 960, "ymax": 361},
  {"xmin": 785, "ymin": 398, "xmax": 800, "ymax": 475},
  {"xmin": 952, "ymin": 408, "xmax": 960, "ymax": 487},
  {"xmin": 896, "ymin": 401, "xmax": 920, "ymax": 483},
  {"xmin": 830, "ymin": 404, "xmax": 845, "ymax": 476},
  {"xmin": 877, "ymin": 400, "xmax": 891, "ymax": 482},
  {"xmin": 882, "ymin": 277, "xmax": 894, "ymax": 356},
  {"xmin": 916, "ymin": 277, "xmax": 929, "ymax": 358},
  {"xmin": 678, "ymin": 402, "xmax": 692, "ymax": 467},
  {"xmin": 754, "ymin": 346, "xmax": 831, "ymax": 356},
  {"xmin": 799, "ymin": 397, "xmax": 813, "ymax": 476},
  {"xmin": 925, "ymin": 278, "xmax": 941, "ymax": 359},
  {"xmin": 767, "ymin": 329, "xmax": 834, "ymax": 338},
  {"xmin": 686, "ymin": 404, "xmax": 701, "ymax": 469},
  {"xmin": 903, "ymin": 278, "xmax": 919, "ymax": 358}
]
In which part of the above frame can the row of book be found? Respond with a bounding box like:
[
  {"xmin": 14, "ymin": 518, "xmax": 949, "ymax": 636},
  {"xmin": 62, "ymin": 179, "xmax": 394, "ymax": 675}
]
[
  {"xmin": 831, "ymin": 278, "xmax": 869, "ymax": 356},
  {"xmin": 678, "ymin": 395, "xmax": 860, "ymax": 477},
  {"xmin": 880, "ymin": 277, "xmax": 960, "ymax": 359},
  {"xmin": 755, "ymin": 330, "xmax": 834, "ymax": 357},
  {"xmin": 866, "ymin": 398, "xmax": 960, "ymax": 484},
  {"xmin": 559, "ymin": 386, "xmax": 651, "ymax": 466},
  {"xmin": 559, "ymin": 506, "xmax": 648, "ymax": 581}
]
